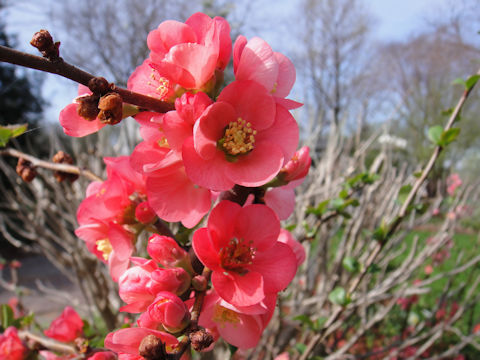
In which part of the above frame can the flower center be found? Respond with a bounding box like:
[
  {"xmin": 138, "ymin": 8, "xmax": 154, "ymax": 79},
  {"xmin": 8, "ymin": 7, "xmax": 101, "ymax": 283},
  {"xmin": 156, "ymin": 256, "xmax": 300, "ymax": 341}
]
[
  {"xmin": 212, "ymin": 304, "xmax": 239, "ymax": 327},
  {"xmin": 221, "ymin": 117, "xmax": 257, "ymax": 156},
  {"xmin": 219, "ymin": 238, "xmax": 255, "ymax": 274},
  {"xmin": 96, "ymin": 239, "xmax": 112, "ymax": 261}
]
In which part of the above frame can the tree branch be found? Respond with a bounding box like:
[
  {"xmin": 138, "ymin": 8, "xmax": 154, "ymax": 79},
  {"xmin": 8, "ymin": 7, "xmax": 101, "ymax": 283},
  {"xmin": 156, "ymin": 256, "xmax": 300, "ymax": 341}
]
[
  {"xmin": 0, "ymin": 44, "xmax": 174, "ymax": 114},
  {"xmin": 1, "ymin": 147, "xmax": 103, "ymax": 182}
]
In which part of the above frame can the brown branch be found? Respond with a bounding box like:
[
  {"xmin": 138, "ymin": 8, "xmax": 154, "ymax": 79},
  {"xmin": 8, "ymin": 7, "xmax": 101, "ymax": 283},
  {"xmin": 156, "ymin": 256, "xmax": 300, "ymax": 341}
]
[
  {"xmin": 1, "ymin": 147, "xmax": 103, "ymax": 182},
  {"xmin": 298, "ymin": 68, "xmax": 480, "ymax": 360},
  {"xmin": 0, "ymin": 44, "xmax": 174, "ymax": 114},
  {"xmin": 172, "ymin": 267, "xmax": 212, "ymax": 359},
  {"xmin": 19, "ymin": 330, "xmax": 76, "ymax": 355}
]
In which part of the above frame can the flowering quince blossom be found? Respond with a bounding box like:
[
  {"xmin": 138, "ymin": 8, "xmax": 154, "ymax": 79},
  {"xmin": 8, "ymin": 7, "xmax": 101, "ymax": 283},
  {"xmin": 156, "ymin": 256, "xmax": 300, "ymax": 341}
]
[
  {"xmin": 75, "ymin": 157, "xmax": 148, "ymax": 281},
  {"xmin": 0, "ymin": 326, "xmax": 27, "ymax": 360},
  {"xmin": 195, "ymin": 290, "xmax": 276, "ymax": 350},
  {"xmin": 59, "ymin": 85, "xmax": 107, "ymax": 137},
  {"xmin": 146, "ymin": 12, "xmax": 231, "ymax": 92},
  {"xmin": 183, "ymin": 80, "xmax": 299, "ymax": 190},
  {"xmin": 44, "ymin": 306, "xmax": 84, "ymax": 343},
  {"xmin": 193, "ymin": 200, "xmax": 297, "ymax": 306}
]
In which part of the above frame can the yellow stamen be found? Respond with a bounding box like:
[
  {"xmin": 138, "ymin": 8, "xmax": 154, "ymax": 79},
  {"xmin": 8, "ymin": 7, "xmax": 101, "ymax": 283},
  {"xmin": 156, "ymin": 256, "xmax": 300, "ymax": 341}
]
[
  {"xmin": 222, "ymin": 118, "xmax": 257, "ymax": 155},
  {"xmin": 96, "ymin": 239, "xmax": 113, "ymax": 261},
  {"xmin": 212, "ymin": 304, "xmax": 240, "ymax": 328}
]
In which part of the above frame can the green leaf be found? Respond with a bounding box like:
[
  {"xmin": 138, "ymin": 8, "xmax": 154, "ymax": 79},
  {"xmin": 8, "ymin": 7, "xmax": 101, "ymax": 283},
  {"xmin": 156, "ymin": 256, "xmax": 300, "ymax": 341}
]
[
  {"xmin": 440, "ymin": 128, "xmax": 460, "ymax": 146},
  {"xmin": 413, "ymin": 171, "xmax": 423, "ymax": 178},
  {"xmin": 452, "ymin": 77, "xmax": 466, "ymax": 87},
  {"xmin": 441, "ymin": 107, "xmax": 454, "ymax": 116},
  {"xmin": 293, "ymin": 314, "xmax": 314, "ymax": 329},
  {"xmin": 339, "ymin": 189, "xmax": 349, "ymax": 199},
  {"xmin": 373, "ymin": 219, "xmax": 389, "ymax": 243},
  {"xmin": 295, "ymin": 343, "xmax": 307, "ymax": 354},
  {"xmin": 0, "ymin": 304, "xmax": 15, "ymax": 330},
  {"xmin": 343, "ymin": 256, "xmax": 360, "ymax": 273},
  {"xmin": 328, "ymin": 287, "xmax": 350, "ymax": 306},
  {"xmin": 330, "ymin": 198, "xmax": 345, "ymax": 210},
  {"xmin": 465, "ymin": 74, "xmax": 480, "ymax": 90},
  {"xmin": 306, "ymin": 199, "xmax": 330, "ymax": 216},
  {"xmin": 284, "ymin": 224, "xmax": 297, "ymax": 232},
  {"xmin": 397, "ymin": 185, "xmax": 412, "ymax": 205},
  {"xmin": 0, "ymin": 124, "xmax": 28, "ymax": 147},
  {"xmin": 315, "ymin": 317, "xmax": 327, "ymax": 330},
  {"xmin": 367, "ymin": 263, "xmax": 381, "ymax": 273},
  {"xmin": 428, "ymin": 126, "xmax": 443, "ymax": 146}
]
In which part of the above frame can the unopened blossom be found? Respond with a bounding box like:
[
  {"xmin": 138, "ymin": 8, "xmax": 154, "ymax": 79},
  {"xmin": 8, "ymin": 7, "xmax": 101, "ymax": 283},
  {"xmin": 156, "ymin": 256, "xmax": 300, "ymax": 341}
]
[
  {"xmin": 278, "ymin": 146, "xmax": 311, "ymax": 183},
  {"xmin": 193, "ymin": 201, "xmax": 297, "ymax": 306},
  {"xmin": 44, "ymin": 306, "xmax": 84, "ymax": 343},
  {"xmin": 146, "ymin": 291, "xmax": 190, "ymax": 332}
]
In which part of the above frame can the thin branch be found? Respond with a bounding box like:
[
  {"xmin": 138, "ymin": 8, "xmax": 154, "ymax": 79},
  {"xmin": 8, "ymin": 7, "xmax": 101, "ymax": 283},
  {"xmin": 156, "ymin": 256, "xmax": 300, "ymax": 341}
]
[
  {"xmin": 1, "ymin": 147, "xmax": 103, "ymax": 182},
  {"xmin": 0, "ymin": 44, "xmax": 174, "ymax": 114}
]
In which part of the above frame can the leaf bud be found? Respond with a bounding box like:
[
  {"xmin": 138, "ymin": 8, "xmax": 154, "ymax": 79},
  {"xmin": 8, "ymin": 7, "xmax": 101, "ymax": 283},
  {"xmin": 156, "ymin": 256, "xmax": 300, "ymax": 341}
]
[
  {"xmin": 52, "ymin": 150, "xmax": 78, "ymax": 183},
  {"xmin": 138, "ymin": 335, "xmax": 167, "ymax": 360},
  {"xmin": 189, "ymin": 328, "xmax": 215, "ymax": 352}
]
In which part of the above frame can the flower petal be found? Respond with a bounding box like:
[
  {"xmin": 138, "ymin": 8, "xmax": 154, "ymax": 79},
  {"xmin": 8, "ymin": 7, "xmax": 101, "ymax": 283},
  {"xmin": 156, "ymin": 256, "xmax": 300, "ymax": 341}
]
[{"xmin": 212, "ymin": 271, "xmax": 265, "ymax": 307}]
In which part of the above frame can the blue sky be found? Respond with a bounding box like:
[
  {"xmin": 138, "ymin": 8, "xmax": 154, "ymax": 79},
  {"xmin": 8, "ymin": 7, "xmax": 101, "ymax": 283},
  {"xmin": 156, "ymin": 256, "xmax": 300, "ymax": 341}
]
[{"xmin": 3, "ymin": 0, "xmax": 453, "ymax": 124}]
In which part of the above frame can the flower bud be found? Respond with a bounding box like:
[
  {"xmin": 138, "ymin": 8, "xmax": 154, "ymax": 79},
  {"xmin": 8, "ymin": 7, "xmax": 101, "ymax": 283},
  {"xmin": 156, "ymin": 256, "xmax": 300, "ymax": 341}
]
[
  {"xmin": 16, "ymin": 158, "xmax": 37, "ymax": 182},
  {"xmin": 191, "ymin": 275, "xmax": 207, "ymax": 291},
  {"xmin": 147, "ymin": 292, "xmax": 190, "ymax": 333},
  {"xmin": 30, "ymin": 29, "xmax": 60, "ymax": 59},
  {"xmin": 76, "ymin": 94, "xmax": 100, "ymax": 121},
  {"xmin": 148, "ymin": 235, "xmax": 193, "ymax": 274},
  {"xmin": 279, "ymin": 146, "xmax": 311, "ymax": 182},
  {"xmin": 98, "ymin": 93, "xmax": 123, "ymax": 125},
  {"xmin": 189, "ymin": 328, "xmax": 215, "ymax": 352},
  {"xmin": 52, "ymin": 150, "xmax": 78, "ymax": 183},
  {"xmin": 151, "ymin": 267, "xmax": 191, "ymax": 296},
  {"xmin": 88, "ymin": 77, "xmax": 110, "ymax": 95},
  {"xmin": 135, "ymin": 201, "xmax": 157, "ymax": 224},
  {"xmin": 138, "ymin": 335, "xmax": 166, "ymax": 360},
  {"xmin": 44, "ymin": 306, "xmax": 84, "ymax": 343}
]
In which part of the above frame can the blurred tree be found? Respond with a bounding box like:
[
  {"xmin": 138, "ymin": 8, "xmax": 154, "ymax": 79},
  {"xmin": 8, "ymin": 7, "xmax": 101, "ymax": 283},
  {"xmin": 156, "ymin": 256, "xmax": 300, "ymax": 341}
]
[{"xmin": 297, "ymin": 0, "xmax": 375, "ymax": 133}]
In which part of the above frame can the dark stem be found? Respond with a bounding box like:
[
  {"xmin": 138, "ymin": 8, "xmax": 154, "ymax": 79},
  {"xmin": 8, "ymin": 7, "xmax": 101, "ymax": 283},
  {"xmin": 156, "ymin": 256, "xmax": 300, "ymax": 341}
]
[{"xmin": 0, "ymin": 45, "xmax": 174, "ymax": 114}]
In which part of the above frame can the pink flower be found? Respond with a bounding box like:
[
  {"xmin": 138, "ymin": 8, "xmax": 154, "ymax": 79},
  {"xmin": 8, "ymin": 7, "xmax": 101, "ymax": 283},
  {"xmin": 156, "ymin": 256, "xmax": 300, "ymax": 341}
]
[
  {"xmin": 277, "ymin": 229, "xmax": 305, "ymax": 267},
  {"xmin": 131, "ymin": 140, "xmax": 212, "ymax": 228},
  {"xmin": 0, "ymin": 327, "xmax": 27, "ymax": 360},
  {"xmin": 128, "ymin": 59, "xmax": 176, "ymax": 102},
  {"xmin": 59, "ymin": 85, "xmax": 107, "ymax": 137},
  {"xmin": 146, "ymin": 13, "xmax": 231, "ymax": 91},
  {"xmin": 147, "ymin": 235, "xmax": 190, "ymax": 269},
  {"xmin": 104, "ymin": 327, "xmax": 178, "ymax": 356},
  {"xmin": 424, "ymin": 264, "xmax": 434, "ymax": 275},
  {"xmin": 193, "ymin": 201, "xmax": 297, "ymax": 306},
  {"xmin": 446, "ymin": 173, "xmax": 462, "ymax": 196},
  {"xmin": 44, "ymin": 306, "xmax": 84, "ymax": 343},
  {"xmin": 88, "ymin": 352, "xmax": 116, "ymax": 360},
  {"xmin": 197, "ymin": 291, "xmax": 276, "ymax": 350},
  {"xmin": 233, "ymin": 36, "xmax": 301, "ymax": 109},
  {"xmin": 183, "ymin": 80, "xmax": 299, "ymax": 190}
]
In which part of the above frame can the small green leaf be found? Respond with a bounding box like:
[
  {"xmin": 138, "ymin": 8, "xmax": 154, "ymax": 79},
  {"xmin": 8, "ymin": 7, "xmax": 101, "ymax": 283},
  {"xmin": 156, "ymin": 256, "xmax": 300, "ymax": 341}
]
[
  {"xmin": 295, "ymin": 343, "xmax": 307, "ymax": 354},
  {"xmin": 428, "ymin": 126, "xmax": 443, "ymax": 146},
  {"xmin": 314, "ymin": 317, "xmax": 327, "ymax": 330},
  {"xmin": 440, "ymin": 128, "xmax": 460, "ymax": 146},
  {"xmin": 397, "ymin": 185, "xmax": 412, "ymax": 205},
  {"xmin": 330, "ymin": 198, "xmax": 345, "ymax": 210},
  {"xmin": 0, "ymin": 124, "xmax": 28, "ymax": 147},
  {"xmin": 339, "ymin": 189, "xmax": 349, "ymax": 199},
  {"xmin": 284, "ymin": 224, "xmax": 297, "ymax": 232},
  {"xmin": 413, "ymin": 171, "xmax": 423, "ymax": 178},
  {"xmin": 373, "ymin": 219, "xmax": 389, "ymax": 243},
  {"xmin": 343, "ymin": 256, "xmax": 360, "ymax": 273},
  {"xmin": 293, "ymin": 314, "xmax": 314, "ymax": 329},
  {"xmin": 465, "ymin": 74, "xmax": 480, "ymax": 90},
  {"xmin": 441, "ymin": 108, "xmax": 454, "ymax": 116},
  {"xmin": 328, "ymin": 287, "xmax": 350, "ymax": 306},
  {"xmin": 452, "ymin": 77, "xmax": 466, "ymax": 87},
  {"xmin": 0, "ymin": 304, "xmax": 15, "ymax": 330},
  {"xmin": 367, "ymin": 263, "xmax": 381, "ymax": 273},
  {"xmin": 306, "ymin": 199, "xmax": 330, "ymax": 216}
]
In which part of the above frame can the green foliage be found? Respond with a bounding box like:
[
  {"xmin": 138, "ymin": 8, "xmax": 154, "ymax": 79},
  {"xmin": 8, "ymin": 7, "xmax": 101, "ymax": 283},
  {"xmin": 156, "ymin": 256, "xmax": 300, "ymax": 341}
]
[
  {"xmin": 0, "ymin": 124, "xmax": 28, "ymax": 147},
  {"xmin": 397, "ymin": 184, "xmax": 412, "ymax": 205},
  {"xmin": 453, "ymin": 74, "xmax": 480, "ymax": 91},
  {"xmin": 342, "ymin": 256, "xmax": 360, "ymax": 273},
  {"xmin": 328, "ymin": 287, "xmax": 350, "ymax": 306},
  {"xmin": 0, "ymin": 304, "xmax": 15, "ymax": 331}
]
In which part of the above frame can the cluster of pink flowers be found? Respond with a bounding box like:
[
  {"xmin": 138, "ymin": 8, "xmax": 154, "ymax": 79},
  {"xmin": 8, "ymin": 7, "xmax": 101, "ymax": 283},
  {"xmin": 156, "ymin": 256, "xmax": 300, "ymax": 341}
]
[{"xmin": 56, "ymin": 12, "xmax": 310, "ymax": 357}]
